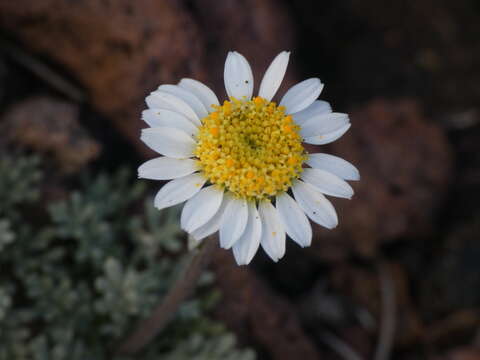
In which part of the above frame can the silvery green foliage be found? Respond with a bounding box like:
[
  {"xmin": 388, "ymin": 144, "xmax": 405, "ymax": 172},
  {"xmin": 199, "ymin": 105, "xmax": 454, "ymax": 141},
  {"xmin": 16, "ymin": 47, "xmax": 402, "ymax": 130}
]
[
  {"xmin": 0, "ymin": 219, "xmax": 14, "ymax": 251},
  {"xmin": 0, "ymin": 154, "xmax": 255, "ymax": 360},
  {"xmin": 0, "ymin": 155, "xmax": 42, "ymax": 218}
]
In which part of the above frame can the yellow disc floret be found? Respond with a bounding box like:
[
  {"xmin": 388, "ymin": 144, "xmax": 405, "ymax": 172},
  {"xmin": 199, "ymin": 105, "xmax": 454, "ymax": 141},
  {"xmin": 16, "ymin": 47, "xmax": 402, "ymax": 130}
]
[{"xmin": 194, "ymin": 96, "xmax": 307, "ymax": 200}]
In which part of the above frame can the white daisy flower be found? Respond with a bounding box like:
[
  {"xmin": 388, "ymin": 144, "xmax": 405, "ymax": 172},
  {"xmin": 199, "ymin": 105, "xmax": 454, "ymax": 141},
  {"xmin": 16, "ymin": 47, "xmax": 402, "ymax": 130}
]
[{"xmin": 138, "ymin": 51, "xmax": 359, "ymax": 265}]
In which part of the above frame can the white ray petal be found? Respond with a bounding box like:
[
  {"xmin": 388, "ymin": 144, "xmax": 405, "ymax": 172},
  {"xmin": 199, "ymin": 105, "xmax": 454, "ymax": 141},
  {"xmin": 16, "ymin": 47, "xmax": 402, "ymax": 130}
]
[
  {"xmin": 157, "ymin": 84, "xmax": 208, "ymax": 119},
  {"xmin": 258, "ymin": 51, "xmax": 290, "ymax": 101},
  {"xmin": 232, "ymin": 202, "xmax": 262, "ymax": 266},
  {"xmin": 275, "ymin": 193, "xmax": 312, "ymax": 248},
  {"xmin": 306, "ymin": 153, "xmax": 360, "ymax": 181},
  {"xmin": 138, "ymin": 157, "xmax": 198, "ymax": 180},
  {"xmin": 292, "ymin": 100, "xmax": 332, "ymax": 126},
  {"xmin": 146, "ymin": 91, "xmax": 200, "ymax": 126},
  {"xmin": 300, "ymin": 113, "xmax": 350, "ymax": 138},
  {"xmin": 224, "ymin": 51, "xmax": 254, "ymax": 100},
  {"xmin": 178, "ymin": 78, "xmax": 220, "ymax": 112},
  {"xmin": 301, "ymin": 168, "xmax": 354, "ymax": 199},
  {"xmin": 259, "ymin": 201, "xmax": 286, "ymax": 262},
  {"xmin": 181, "ymin": 186, "xmax": 224, "ymax": 233},
  {"xmin": 140, "ymin": 127, "xmax": 195, "ymax": 158},
  {"xmin": 303, "ymin": 123, "xmax": 351, "ymax": 145},
  {"xmin": 142, "ymin": 109, "xmax": 198, "ymax": 137},
  {"xmin": 292, "ymin": 181, "xmax": 338, "ymax": 229},
  {"xmin": 219, "ymin": 197, "xmax": 248, "ymax": 249},
  {"xmin": 154, "ymin": 174, "xmax": 206, "ymax": 210},
  {"xmin": 190, "ymin": 195, "xmax": 229, "ymax": 241},
  {"xmin": 280, "ymin": 78, "xmax": 324, "ymax": 114}
]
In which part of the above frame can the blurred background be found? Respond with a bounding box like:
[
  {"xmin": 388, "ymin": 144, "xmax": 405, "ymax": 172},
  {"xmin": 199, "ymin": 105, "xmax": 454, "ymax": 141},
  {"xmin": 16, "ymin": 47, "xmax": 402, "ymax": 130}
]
[{"xmin": 0, "ymin": 0, "xmax": 479, "ymax": 359}]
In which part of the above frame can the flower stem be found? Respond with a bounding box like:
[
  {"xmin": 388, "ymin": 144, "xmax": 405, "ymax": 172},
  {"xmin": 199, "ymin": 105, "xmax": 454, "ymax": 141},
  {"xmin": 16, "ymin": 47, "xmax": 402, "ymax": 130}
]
[{"xmin": 116, "ymin": 235, "xmax": 217, "ymax": 355}]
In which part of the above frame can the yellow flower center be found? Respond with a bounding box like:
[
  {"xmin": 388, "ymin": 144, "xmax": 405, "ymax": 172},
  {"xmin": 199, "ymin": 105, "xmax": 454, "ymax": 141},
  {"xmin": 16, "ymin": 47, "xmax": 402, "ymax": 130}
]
[{"xmin": 194, "ymin": 96, "xmax": 307, "ymax": 200}]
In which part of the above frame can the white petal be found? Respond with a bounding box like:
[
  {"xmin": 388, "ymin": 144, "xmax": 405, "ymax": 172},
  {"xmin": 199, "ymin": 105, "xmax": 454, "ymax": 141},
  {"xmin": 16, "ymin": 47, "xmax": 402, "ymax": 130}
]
[
  {"xmin": 306, "ymin": 153, "xmax": 360, "ymax": 181},
  {"xmin": 190, "ymin": 195, "xmax": 229, "ymax": 241},
  {"xmin": 219, "ymin": 197, "xmax": 248, "ymax": 249},
  {"xmin": 181, "ymin": 186, "xmax": 224, "ymax": 233},
  {"xmin": 258, "ymin": 51, "xmax": 290, "ymax": 101},
  {"xmin": 258, "ymin": 201, "xmax": 286, "ymax": 262},
  {"xmin": 140, "ymin": 127, "xmax": 195, "ymax": 158},
  {"xmin": 301, "ymin": 168, "xmax": 354, "ymax": 199},
  {"xmin": 154, "ymin": 174, "xmax": 206, "ymax": 210},
  {"xmin": 146, "ymin": 91, "xmax": 200, "ymax": 126},
  {"xmin": 157, "ymin": 84, "xmax": 208, "ymax": 119},
  {"xmin": 224, "ymin": 51, "xmax": 254, "ymax": 100},
  {"xmin": 292, "ymin": 181, "xmax": 338, "ymax": 229},
  {"xmin": 303, "ymin": 123, "xmax": 351, "ymax": 145},
  {"xmin": 142, "ymin": 109, "xmax": 198, "ymax": 137},
  {"xmin": 275, "ymin": 193, "xmax": 312, "ymax": 247},
  {"xmin": 178, "ymin": 78, "xmax": 220, "ymax": 112},
  {"xmin": 138, "ymin": 157, "xmax": 198, "ymax": 180},
  {"xmin": 280, "ymin": 78, "xmax": 324, "ymax": 114},
  {"xmin": 292, "ymin": 100, "xmax": 332, "ymax": 126},
  {"xmin": 300, "ymin": 113, "xmax": 350, "ymax": 138},
  {"xmin": 232, "ymin": 202, "xmax": 262, "ymax": 266}
]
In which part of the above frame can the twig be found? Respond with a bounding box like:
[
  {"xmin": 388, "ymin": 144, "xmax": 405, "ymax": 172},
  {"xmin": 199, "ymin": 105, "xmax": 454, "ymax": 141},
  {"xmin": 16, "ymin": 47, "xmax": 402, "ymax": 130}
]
[
  {"xmin": 374, "ymin": 262, "xmax": 396, "ymax": 360},
  {"xmin": 0, "ymin": 37, "xmax": 85, "ymax": 102},
  {"xmin": 320, "ymin": 330, "xmax": 364, "ymax": 360},
  {"xmin": 116, "ymin": 235, "xmax": 217, "ymax": 355}
]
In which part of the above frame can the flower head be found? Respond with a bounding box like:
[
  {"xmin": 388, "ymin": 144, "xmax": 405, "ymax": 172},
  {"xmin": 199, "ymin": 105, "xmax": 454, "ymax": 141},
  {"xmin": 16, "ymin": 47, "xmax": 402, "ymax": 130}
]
[{"xmin": 139, "ymin": 51, "xmax": 359, "ymax": 265}]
